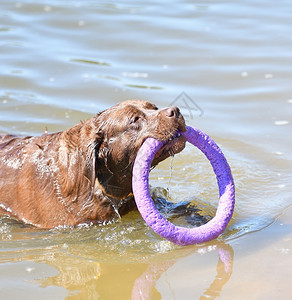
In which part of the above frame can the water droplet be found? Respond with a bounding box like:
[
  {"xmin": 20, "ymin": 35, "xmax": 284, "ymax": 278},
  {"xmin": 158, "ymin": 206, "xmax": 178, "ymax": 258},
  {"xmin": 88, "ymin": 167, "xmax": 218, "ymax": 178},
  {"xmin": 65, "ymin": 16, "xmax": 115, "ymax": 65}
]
[
  {"xmin": 274, "ymin": 120, "xmax": 289, "ymax": 126},
  {"xmin": 26, "ymin": 267, "xmax": 35, "ymax": 273},
  {"xmin": 278, "ymin": 248, "xmax": 290, "ymax": 255}
]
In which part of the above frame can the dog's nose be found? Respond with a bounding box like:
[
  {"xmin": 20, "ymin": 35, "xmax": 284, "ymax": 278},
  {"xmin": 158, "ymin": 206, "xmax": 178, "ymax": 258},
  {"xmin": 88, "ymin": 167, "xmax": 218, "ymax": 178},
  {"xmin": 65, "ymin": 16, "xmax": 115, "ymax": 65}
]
[{"xmin": 163, "ymin": 107, "xmax": 180, "ymax": 118}]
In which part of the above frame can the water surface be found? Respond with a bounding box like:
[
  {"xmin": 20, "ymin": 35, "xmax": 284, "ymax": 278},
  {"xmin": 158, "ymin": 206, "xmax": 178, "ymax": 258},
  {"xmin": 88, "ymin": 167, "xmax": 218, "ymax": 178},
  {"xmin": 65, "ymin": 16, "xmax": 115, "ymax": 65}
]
[{"xmin": 0, "ymin": 1, "xmax": 292, "ymax": 299}]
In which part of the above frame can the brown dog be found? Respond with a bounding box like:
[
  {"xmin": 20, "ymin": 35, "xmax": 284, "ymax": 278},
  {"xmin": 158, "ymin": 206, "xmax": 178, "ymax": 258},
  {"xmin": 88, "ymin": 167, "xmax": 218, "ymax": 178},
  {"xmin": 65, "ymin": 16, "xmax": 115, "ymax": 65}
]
[{"xmin": 0, "ymin": 100, "xmax": 186, "ymax": 228}]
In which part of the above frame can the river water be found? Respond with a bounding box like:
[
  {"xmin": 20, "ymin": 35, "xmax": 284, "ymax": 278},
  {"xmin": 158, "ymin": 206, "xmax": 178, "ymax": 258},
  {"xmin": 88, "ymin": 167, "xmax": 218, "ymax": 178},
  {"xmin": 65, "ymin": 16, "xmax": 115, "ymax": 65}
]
[{"xmin": 0, "ymin": 1, "xmax": 291, "ymax": 299}]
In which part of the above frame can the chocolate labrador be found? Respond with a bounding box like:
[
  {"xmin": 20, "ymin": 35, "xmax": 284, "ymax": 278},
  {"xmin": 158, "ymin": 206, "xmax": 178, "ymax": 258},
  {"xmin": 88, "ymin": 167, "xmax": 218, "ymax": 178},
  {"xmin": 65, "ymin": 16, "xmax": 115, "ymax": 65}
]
[{"xmin": 0, "ymin": 100, "xmax": 187, "ymax": 228}]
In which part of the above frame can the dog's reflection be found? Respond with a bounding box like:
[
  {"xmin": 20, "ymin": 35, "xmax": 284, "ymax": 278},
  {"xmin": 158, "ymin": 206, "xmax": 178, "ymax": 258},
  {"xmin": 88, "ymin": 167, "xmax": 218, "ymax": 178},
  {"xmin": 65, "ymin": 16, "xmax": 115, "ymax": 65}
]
[{"xmin": 16, "ymin": 242, "xmax": 233, "ymax": 299}]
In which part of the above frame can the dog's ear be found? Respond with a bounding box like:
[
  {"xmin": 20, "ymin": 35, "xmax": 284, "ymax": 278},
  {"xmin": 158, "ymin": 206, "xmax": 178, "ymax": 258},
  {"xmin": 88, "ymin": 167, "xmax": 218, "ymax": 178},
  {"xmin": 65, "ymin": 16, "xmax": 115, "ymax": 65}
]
[{"xmin": 83, "ymin": 132, "xmax": 103, "ymax": 185}]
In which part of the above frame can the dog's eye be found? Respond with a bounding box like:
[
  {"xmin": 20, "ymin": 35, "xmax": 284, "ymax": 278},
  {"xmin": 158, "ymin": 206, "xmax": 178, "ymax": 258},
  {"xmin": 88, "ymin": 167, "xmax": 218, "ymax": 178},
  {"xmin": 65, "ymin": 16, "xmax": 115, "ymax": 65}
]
[
  {"xmin": 129, "ymin": 116, "xmax": 143, "ymax": 130},
  {"xmin": 130, "ymin": 116, "xmax": 141, "ymax": 124}
]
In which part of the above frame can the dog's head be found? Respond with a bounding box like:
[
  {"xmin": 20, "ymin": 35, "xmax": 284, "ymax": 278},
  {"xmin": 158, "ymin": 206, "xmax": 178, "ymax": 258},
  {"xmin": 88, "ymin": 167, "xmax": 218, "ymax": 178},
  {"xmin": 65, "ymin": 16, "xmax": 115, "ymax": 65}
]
[{"xmin": 81, "ymin": 100, "xmax": 186, "ymax": 200}]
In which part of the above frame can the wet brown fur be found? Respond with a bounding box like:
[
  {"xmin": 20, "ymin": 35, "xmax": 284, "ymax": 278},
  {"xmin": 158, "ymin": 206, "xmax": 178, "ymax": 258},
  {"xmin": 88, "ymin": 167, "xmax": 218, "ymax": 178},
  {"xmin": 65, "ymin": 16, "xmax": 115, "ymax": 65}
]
[{"xmin": 0, "ymin": 100, "xmax": 186, "ymax": 228}]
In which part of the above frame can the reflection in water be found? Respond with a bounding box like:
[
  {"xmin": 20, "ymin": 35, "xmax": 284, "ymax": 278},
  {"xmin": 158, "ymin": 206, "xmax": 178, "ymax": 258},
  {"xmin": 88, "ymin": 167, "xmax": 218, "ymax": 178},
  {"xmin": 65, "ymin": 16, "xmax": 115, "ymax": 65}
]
[
  {"xmin": 200, "ymin": 244, "xmax": 234, "ymax": 299},
  {"xmin": 2, "ymin": 241, "xmax": 233, "ymax": 299},
  {"xmin": 0, "ymin": 208, "xmax": 234, "ymax": 299},
  {"xmin": 132, "ymin": 243, "xmax": 234, "ymax": 299},
  {"xmin": 131, "ymin": 260, "xmax": 175, "ymax": 299},
  {"xmin": 38, "ymin": 251, "xmax": 101, "ymax": 294}
]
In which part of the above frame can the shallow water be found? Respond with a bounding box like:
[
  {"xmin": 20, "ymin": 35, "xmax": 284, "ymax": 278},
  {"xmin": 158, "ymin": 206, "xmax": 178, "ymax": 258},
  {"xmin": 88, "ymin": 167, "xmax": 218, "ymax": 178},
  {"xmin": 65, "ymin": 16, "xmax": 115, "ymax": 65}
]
[{"xmin": 0, "ymin": 0, "xmax": 292, "ymax": 299}]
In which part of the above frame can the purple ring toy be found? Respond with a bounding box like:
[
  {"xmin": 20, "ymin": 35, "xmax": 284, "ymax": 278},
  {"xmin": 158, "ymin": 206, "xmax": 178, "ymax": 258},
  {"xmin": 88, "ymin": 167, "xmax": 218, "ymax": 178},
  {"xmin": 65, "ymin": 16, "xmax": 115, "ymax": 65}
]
[{"xmin": 132, "ymin": 125, "xmax": 235, "ymax": 246}]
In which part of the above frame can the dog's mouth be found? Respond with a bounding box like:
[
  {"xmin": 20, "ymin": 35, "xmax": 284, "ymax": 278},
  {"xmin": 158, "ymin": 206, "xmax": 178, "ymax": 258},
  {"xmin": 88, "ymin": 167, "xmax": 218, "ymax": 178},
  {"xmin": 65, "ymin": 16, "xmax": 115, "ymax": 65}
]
[{"xmin": 152, "ymin": 132, "xmax": 186, "ymax": 165}]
